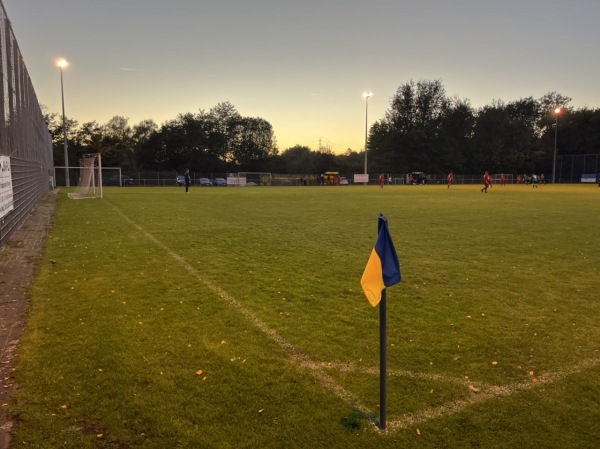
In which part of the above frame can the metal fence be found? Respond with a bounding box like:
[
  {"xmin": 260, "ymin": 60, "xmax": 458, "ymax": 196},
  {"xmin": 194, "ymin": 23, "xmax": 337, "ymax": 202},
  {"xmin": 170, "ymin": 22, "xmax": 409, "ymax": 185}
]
[
  {"xmin": 0, "ymin": 1, "xmax": 54, "ymax": 248},
  {"xmin": 98, "ymin": 172, "xmax": 518, "ymax": 186},
  {"xmin": 557, "ymin": 154, "xmax": 600, "ymax": 183}
]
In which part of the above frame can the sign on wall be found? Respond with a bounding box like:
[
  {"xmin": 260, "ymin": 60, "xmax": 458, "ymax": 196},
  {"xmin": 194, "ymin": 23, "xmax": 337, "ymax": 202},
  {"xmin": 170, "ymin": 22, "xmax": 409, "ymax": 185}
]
[
  {"xmin": 0, "ymin": 156, "xmax": 14, "ymax": 220},
  {"xmin": 581, "ymin": 174, "xmax": 597, "ymax": 183}
]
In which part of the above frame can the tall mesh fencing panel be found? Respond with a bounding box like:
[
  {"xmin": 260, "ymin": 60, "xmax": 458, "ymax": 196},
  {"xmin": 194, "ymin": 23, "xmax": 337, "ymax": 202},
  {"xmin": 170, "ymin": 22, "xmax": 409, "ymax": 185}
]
[
  {"xmin": 557, "ymin": 154, "xmax": 600, "ymax": 183},
  {"xmin": 0, "ymin": 1, "xmax": 54, "ymax": 248}
]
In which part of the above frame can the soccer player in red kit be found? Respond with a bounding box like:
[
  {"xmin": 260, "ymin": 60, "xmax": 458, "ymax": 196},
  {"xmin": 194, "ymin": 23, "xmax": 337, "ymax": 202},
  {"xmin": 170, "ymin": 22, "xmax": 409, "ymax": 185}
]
[
  {"xmin": 447, "ymin": 171, "xmax": 454, "ymax": 189},
  {"xmin": 481, "ymin": 171, "xmax": 492, "ymax": 193}
]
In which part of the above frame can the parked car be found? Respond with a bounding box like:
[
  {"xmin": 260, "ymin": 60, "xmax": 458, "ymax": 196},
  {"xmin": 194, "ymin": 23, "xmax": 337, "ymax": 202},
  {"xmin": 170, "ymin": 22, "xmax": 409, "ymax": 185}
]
[
  {"xmin": 106, "ymin": 175, "xmax": 134, "ymax": 186},
  {"xmin": 339, "ymin": 176, "xmax": 349, "ymax": 185},
  {"xmin": 212, "ymin": 177, "xmax": 227, "ymax": 186},
  {"xmin": 175, "ymin": 176, "xmax": 186, "ymax": 186},
  {"xmin": 198, "ymin": 177, "xmax": 211, "ymax": 186}
]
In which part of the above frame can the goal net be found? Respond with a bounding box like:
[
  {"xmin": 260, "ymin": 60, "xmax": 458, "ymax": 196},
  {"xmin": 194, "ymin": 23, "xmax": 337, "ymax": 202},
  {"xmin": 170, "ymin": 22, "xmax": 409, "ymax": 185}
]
[
  {"xmin": 492, "ymin": 173, "xmax": 514, "ymax": 184},
  {"xmin": 68, "ymin": 153, "xmax": 103, "ymax": 199}
]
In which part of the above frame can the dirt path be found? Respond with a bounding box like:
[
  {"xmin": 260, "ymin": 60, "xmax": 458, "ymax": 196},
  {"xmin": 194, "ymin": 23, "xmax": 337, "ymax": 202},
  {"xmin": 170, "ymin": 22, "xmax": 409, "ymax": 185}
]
[{"xmin": 0, "ymin": 191, "xmax": 57, "ymax": 449}]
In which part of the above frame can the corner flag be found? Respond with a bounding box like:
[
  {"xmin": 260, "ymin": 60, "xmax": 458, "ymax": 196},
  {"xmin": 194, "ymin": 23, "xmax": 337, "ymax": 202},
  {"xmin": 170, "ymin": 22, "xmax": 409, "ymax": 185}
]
[{"xmin": 360, "ymin": 214, "xmax": 401, "ymax": 307}]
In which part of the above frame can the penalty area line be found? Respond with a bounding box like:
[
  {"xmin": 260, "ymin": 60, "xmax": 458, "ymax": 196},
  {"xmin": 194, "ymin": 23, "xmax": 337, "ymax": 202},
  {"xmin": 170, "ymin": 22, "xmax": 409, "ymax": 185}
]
[{"xmin": 106, "ymin": 201, "xmax": 372, "ymax": 416}]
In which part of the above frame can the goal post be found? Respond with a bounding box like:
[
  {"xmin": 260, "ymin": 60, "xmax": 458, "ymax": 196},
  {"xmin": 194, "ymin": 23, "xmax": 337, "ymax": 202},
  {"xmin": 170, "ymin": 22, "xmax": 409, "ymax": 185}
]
[
  {"xmin": 68, "ymin": 153, "xmax": 103, "ymax": 199},
  {"xmin": 492, "ymin": 173, "xmax": 514, "ymax": 184}
]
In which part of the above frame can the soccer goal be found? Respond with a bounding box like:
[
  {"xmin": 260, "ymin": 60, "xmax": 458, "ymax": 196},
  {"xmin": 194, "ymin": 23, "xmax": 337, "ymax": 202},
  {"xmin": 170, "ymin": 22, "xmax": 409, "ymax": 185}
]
[
  {"xmin": 68, "ymin": 153, "xmax": 103, "ymax": 199},
  {"xmin": 492, "ymin": 173, "xmax": 514, "ymax": 184}
]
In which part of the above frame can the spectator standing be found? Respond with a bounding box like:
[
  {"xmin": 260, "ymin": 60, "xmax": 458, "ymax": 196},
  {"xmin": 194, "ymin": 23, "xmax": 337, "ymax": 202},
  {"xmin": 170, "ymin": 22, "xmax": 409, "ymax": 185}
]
[{"xmin": 184, "ymin": 169, "xmax": 191, "ymax": 193}]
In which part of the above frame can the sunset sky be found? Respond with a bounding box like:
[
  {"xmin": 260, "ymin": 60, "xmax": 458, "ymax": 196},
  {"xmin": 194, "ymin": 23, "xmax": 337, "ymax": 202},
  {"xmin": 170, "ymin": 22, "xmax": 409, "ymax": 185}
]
[{"xmin": 4, "ymin": 0, "xmax": 600, "ymax": 153}]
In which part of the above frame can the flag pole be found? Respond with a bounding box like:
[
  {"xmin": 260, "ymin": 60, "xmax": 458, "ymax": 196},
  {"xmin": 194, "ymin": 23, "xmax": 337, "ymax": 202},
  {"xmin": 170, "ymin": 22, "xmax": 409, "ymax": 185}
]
[
  {"xmin": 379, "ymin": 288, "xmax": 387, "ymax": 431},
  {"xmin": 360, "ymin": 213, "xmax": 400, "ymax": 431}
]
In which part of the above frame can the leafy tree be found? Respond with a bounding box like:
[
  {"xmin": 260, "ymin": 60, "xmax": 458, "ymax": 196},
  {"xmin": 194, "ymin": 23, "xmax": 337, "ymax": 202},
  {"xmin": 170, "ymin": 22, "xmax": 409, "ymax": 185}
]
[
  {"xmin": 370, "ymin": 79, "xmax": 460, "ymax": 173},
  {"xmin": 336, "ymin": 149, "xmax": 364, "ymax": 174},
  {"xmin": 43, "ymin": 110, "xmax": 79, "ymax": 167},
  {"xmin": 135, "ymin": 104, "xmax": 275, "ymax": 172},
  {"xmin": 279, "ymin": 145, "xmax": 315, "ymax": 173},
  {"xmin": 75, "ymin": 121, "xmax": 103, "ymax": 150},
  {"xmin": 132, "ymin": 119, "xmax": 158, "ymax": 142},
  {"xmin": 504, "ymin": 97, "xmax": 544, "ymax": 172},
  {"xmin": 45, "ymin": 91, "xmax": 598, "ymax": 177},
  {"xmin": 538, "ymin": 91, "xmax": 572, "ymax": 124},
  {"xmin": 314, "ymin": 148, "xmax": 337, "ymax": 174},
  {"xmin": 471, "ymin": 101, "xmax": 513, "ymax": 172},
  {"xmin": 209, "ymin": 102, "xmax": 242, "ymax": 163},
  {"xmin": 369, "ymin": 83, "xmax": 580, "ymax": 175},
  {"xmin": 558, "ymin": 108, "xmax": 600, "ymax": 156},
  {"xmin": 101, "ymin": 116, "xmax": 133, "ymax": 169},
  {"xmin": 146, "ymin": 113, "xmax": 207, "ymax": 171},
  {"xmin": 435, "ymin": 97, "xmax": 475, "ymax": 173},
  {"xmin": 229, "ymin": 117, "xmax": 275, "ymax": 170},
  {"xmin": 367, "ymin": 120, "xmax": 397, "ymax": 173}
]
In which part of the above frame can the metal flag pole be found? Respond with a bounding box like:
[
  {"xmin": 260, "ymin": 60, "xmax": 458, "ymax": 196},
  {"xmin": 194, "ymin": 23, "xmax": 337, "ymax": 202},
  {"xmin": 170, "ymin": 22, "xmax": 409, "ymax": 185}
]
[{"xmin": 379, "ymin": 288, "xmax": 387, "ymax": 431}]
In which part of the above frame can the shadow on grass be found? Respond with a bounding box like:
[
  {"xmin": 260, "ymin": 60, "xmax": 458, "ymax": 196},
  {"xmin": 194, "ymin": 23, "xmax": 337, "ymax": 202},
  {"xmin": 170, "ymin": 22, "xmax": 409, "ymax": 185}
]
[{"xmin": 340, "ymin": 409, "xmax": 377, "ymax": 432}]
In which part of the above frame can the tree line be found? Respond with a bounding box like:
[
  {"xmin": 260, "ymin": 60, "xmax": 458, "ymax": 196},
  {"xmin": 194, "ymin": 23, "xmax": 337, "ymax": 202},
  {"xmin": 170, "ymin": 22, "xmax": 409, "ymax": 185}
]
[{"xmin": 45, "ymin": 80, "xmax": 600, "ymax": 176}]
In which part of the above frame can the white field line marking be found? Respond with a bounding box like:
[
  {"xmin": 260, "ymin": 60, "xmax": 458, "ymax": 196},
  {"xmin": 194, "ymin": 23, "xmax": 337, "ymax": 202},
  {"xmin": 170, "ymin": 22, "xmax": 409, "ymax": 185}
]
[
  {"xmin": 107, "ymin": 203, "xmax": 371, "ymax": 415},
  {"xmin": 108, "ymin": 203, "xmax": 600, "ymax": 433},
  {"xmin": 321, "ymin": 358, "xmax": 600, "ymax": 433},
  {"xmin": 318, "ymin": 362, "xmax": 493, "ymax": 389}
]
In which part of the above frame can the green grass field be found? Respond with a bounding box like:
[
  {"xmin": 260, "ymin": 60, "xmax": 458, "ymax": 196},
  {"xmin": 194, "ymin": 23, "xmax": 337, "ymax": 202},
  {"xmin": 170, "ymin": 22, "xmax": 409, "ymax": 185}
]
[{"xmin": 9, "ymin": 184, "xmax": 600, "ymax": 448}]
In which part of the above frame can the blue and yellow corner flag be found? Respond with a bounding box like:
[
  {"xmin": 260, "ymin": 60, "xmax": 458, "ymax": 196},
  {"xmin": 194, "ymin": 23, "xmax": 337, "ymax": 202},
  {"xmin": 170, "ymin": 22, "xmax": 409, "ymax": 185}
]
[{"xmin": 360, "ymin": 214, "xmax": 401, "ymax": 307}]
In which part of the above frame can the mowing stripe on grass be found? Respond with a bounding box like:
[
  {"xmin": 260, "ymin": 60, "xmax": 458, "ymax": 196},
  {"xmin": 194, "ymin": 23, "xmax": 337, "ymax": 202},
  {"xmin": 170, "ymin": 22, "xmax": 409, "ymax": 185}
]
[{"xmin": 106, "ymin": 200, "xmax": 372, "ymax": 415}]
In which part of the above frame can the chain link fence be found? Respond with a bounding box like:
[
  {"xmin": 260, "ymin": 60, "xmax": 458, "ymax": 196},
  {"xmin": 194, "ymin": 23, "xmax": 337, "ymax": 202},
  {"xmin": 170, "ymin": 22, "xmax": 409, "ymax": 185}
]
[
  {"xmin": 557, "ymin": 154, "xmax": 600, "ymax": 183},
  {"xmin": 99, "ymin": 172, "xmax": 523, "ymax": 187},
  {"xmin": 0, "ymin": 1, "xmax": 54, "ymax": 248}
]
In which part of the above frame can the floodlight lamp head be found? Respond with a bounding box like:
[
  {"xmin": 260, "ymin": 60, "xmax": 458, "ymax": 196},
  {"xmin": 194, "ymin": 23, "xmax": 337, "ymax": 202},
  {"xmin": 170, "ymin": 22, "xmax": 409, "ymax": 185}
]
[
  {"xmin": 554, "ymin": 107, "xmax": 561, "ymax": 114},
  {"xmin": 56, "ymin": 59, "xmax": 68, "ymax": 69},
  {"xmin": 364, "ymin": 91, "xmax": 373, "ymax": 99}
]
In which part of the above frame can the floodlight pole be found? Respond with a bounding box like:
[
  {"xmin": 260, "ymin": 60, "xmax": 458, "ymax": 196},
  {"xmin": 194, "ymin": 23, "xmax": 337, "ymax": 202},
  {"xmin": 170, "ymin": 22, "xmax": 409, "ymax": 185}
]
[
  {"xmin": 364, "ymin": 92, "xmax": 372, "ymax": 176},
  {"xmin": 58, "ymin": 60, "xmax": 70, "ymax": 187},
  {"xmin": 552, "ymin": 107, "xmax": 560, "ymax": 184}
]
